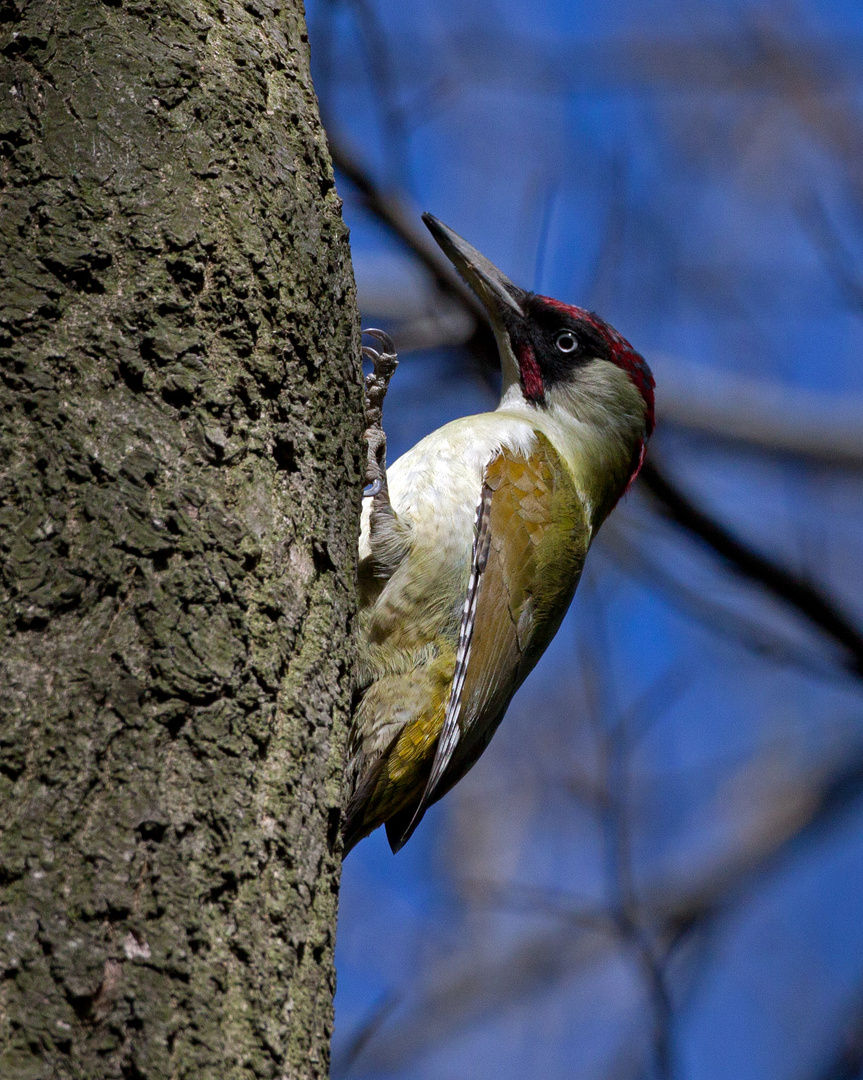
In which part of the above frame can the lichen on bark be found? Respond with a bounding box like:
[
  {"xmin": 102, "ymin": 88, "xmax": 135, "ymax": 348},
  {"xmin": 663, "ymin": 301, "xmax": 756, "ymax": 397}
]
[{"xmin": 0, "ymin": 1, "xmax": 362, "ymax": 1077}]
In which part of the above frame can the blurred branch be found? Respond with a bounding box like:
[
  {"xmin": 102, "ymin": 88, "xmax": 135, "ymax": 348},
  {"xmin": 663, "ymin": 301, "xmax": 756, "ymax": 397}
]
[
  {"xmin": 349, "ymin": 921, "xmax": 615, "ymax": 1072},
  {"xmin": 460, "ymin": 879, "xmax": 615, "ymax": 933},
  {"xmin": 598, "ymin": 517, "xmax": 854, "ymax": 681},
  {"xmin": 329, "ymin": 137, "xmax": 863, "ymax": 679},
  {"xmin": 585, "ymin": 600, "xmax": 675, "ymax": 1080},
  {"xmin": 814, "ymin": 996, "xmax": 863, "ymax": 1080},
  {"xmin": 333, "ymin": 992, "xmax": 400, "ymax": 1079},
  {"xmin": 351, "ymin": 275, "xmax": 863, "ymax": 466},
  {"xmin": 338, "ymin": 0, "xmax": 413, "ymax": 191},
  {"xmin": 658, "ymin": 748, "xmax": 863, "ymax": 940},
  {"xmin": 798, "ymin": 192, "xmax": 863, "ymax": 315},
  {"xmin": 650, "ymin": 363, "xmax": 863, "ymax": 468},
  {"xmin": 429, "ymin": 747, "xmax": 863, "ymax": 1075},
  {"xmin": 640, "ymin": 459, "xmax": 863, "ymax": 677},
  {"xmin": 318, "ymin": 24, "xmax": 863, "ymax": 97},
  {"xmin": 329, "ymin": 136, "xmax": 489, "ymax": 325}
]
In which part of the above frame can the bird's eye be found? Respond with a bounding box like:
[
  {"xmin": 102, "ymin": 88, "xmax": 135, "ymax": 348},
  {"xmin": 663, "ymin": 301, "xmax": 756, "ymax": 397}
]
[{"xmin": 554, "ymin": 330, "xmax": 579, "ymax": 354}]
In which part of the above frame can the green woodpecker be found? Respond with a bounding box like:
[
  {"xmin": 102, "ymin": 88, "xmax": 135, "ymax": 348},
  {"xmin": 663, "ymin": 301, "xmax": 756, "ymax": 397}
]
[{"xmin": 344, "ymin": 214, "xmax": 655, "ymax": 854}]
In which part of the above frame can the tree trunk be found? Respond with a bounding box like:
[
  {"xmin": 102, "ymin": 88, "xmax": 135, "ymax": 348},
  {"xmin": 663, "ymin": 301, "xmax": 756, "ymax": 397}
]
[{"xmin": 0, "ymin": 1, "xmax": 361, "ymax": 1077}]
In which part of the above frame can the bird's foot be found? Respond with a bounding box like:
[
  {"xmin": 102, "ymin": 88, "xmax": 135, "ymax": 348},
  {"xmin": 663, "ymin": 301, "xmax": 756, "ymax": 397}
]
[{"xmin": 362, "ymin": 329, "xmax": 398, "ymax": 502}]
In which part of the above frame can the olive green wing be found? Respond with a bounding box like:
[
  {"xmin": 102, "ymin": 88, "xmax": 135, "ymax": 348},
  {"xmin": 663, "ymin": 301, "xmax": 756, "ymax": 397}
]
[{"xmin": 391, "ymin": 434, "xmax": 590, "ymax": 850}]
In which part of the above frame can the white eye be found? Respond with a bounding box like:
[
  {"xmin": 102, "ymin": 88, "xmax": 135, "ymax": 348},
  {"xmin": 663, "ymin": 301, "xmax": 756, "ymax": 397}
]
[{"xmin": 554, "ymin": 329, "xmax": 579, "ymax": 354}]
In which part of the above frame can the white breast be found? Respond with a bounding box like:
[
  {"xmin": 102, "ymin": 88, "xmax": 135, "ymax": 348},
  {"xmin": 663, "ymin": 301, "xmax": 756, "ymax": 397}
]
[{"xmin": 358, "ymin": 411, "xmax": 538, "ymax": 563}]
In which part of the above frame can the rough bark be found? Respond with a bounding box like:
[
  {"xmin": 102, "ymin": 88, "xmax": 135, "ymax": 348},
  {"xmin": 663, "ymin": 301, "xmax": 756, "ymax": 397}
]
[{"xmin": 0, "ymin": 1, "xmax": 362, "ymax": 1077}]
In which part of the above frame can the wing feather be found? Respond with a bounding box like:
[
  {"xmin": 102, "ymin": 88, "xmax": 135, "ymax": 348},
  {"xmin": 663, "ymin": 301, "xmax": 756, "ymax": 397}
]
[{"xmin": 393, "ymin": 434, "xmax": 589, "ymax": 849}]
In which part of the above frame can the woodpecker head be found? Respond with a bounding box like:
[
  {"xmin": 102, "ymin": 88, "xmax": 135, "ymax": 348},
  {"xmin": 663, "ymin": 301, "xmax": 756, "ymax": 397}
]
[{"xmin": 423, "ymin": 214, "xmax": 655, "ymax": 491}]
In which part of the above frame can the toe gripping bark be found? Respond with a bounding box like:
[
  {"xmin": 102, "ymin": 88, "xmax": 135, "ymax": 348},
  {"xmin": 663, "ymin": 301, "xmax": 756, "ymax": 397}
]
[{"xmin": 362, "ymin": 329, "xmax": 398, "ymax": 505}]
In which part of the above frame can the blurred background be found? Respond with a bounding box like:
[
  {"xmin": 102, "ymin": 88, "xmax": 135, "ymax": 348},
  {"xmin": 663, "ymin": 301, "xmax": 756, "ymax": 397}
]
[{"xmin": 306, "ymin": 2, "xmax": 863, "ymax": 1077}]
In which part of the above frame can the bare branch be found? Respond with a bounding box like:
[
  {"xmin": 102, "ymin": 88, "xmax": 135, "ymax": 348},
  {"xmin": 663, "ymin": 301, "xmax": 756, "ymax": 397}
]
[
  {"xmin": 651, "ymin": 360, "xmax": 863, "ymax": 468},
  {"xmin": 639, "ymin": 458, "xmax": 863, "ymax": 677},
  {"xmin": 598, "ymin": 516, "xmax": 855, "ymax": 681}
]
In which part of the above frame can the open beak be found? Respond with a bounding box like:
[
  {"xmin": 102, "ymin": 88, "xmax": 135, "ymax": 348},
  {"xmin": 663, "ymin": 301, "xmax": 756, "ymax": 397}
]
[{"xmin": 423, "ymin": 213, "xmax": 527, "ymax": 328}]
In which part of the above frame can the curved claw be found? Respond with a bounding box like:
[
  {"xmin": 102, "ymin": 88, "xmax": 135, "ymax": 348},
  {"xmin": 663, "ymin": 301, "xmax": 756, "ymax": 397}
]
[
  {"xmin": 362, "ymin": 328, "xmax": 396, "ymax": 355},
  {"xmin": 363, "ymin": 478, "xmax": 383, "ymax": 498},
  {"xmin": 362, "ymin": 346, "xmax": 381, "ymax": 363}
]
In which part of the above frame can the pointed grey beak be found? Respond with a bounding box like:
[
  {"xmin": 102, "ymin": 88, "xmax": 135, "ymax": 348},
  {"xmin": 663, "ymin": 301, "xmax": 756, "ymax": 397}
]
[{"xmin": 422, "ymin": 213, "xmax": 527, "ymax": 324}]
